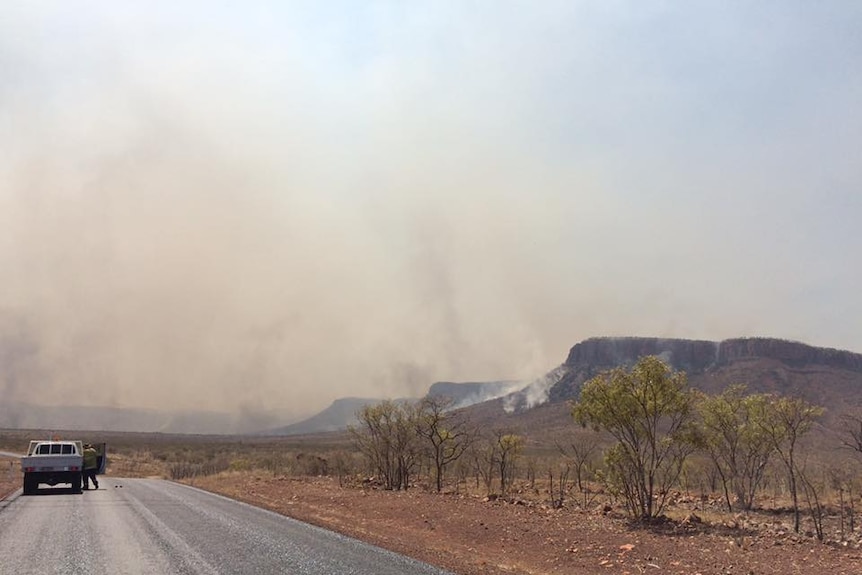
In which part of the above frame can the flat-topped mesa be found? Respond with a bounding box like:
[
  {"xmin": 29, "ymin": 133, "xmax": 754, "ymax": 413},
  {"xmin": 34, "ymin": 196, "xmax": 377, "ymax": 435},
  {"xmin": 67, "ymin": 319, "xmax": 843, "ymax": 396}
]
[
  {"xmin": 717, "ymin": 338, "xmax": 862, "ymax": 371},
  {"xmin": 563, "ymin": 337, "xmax": 719, "ymax": 373},
  {"xmin": 548, "ymin": 336, "xmax": 862, "ymax": 404},
  {"xmin": 563, "ymin": 336, "xmax": 862, "ymax": 373}
]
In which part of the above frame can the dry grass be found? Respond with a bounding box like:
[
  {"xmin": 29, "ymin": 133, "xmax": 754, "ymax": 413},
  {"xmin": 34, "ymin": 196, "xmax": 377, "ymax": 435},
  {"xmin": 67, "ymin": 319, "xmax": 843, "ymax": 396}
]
[{"xmin": 0, "ymin": 456, "xmax": 19, "ymax": 500}]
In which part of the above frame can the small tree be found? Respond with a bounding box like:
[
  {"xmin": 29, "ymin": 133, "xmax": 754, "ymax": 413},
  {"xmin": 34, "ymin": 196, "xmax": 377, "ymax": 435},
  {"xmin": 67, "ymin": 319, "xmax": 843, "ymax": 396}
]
[
  {"xmin": 349, "ymin": 400, "xmax": 421, "ymax": 490},
  {"xmin": 798, "ymin": 461, "xmax": 826, "ymax": 541},
  {"xmin": 467, "ymin": 429, "xmax": 523, "ymax": 496},
  {"xmin": 837, "ymin": 410, "xmax": 862, "ymax": 535},
  {"xmin": 754, "ymin": 395, "xmax": 823, "ymax": 533},
  {"xmin": 556, "ymin": 438, "xmax": 599, "ymax": 508},
  {"xmin": 470, "ymin": 433, "xmax": 499, "ymax": 495},
  {"xmin": 414, "ymin": 396, "xmax": 474, "ymax": 492},
  {"xmin": 496, "ymin": 432, "xmax": 524, "ymax": 496},
  {"xmin": 572, "ymin": 355, "xmax": 697, "ymax": 520},
  {"xmin": 330, "ymin": 449, "xmax": 357, "ymax": 487},
  {"xmin": 829, "ymin": 460, "xmax": 859, "ymax": 538},
  {"xmin": 696, "ymin": 386, "xmax": 775, "ymax": 511},
  {"xmin": 548, "ymin": 460, "xmax": 571, "ymax": 509},
  {"xmin": 839, "ymin": 411, "xmax": 862, "ymax": 458}
]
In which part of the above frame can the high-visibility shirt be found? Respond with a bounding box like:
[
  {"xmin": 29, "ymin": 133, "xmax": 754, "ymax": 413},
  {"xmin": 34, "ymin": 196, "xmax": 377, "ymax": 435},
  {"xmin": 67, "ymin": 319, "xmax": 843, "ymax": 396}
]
[{"xmin": 83, "ymin": 448, "xmax": 98, "ymax": 470}]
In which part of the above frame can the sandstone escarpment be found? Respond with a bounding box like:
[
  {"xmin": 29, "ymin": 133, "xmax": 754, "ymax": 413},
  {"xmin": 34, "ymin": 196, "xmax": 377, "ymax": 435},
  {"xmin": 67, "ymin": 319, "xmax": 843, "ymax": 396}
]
[{"xmin": 549, "ymin": 336, "xmax": 862, "ymax": 404}]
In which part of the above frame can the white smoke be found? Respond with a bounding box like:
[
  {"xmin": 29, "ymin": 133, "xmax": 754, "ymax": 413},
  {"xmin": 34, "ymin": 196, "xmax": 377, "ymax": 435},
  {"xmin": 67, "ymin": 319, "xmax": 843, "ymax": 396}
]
[
  {"xmin": 1, "ymin": 3, "xmax": 860, "ymax": 425},
  {"xmin": 447, "ymin": 381, "xmax": 525, "ymax": 410},
  {"xmin": 502, "ymin": 366, "xmax": 568, "ymax": 413}
]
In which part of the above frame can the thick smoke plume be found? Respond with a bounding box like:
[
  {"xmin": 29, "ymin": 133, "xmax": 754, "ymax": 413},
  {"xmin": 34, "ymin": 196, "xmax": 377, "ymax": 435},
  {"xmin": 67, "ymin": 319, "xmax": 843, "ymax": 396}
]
[{"xmin": 1, "ymin": 4, "xmax": 860, "ymax": 424}]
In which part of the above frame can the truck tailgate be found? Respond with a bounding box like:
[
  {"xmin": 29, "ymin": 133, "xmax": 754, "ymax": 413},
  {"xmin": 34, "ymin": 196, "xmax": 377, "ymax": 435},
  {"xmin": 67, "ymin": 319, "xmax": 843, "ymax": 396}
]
[{"xmin": 21, "ymin": 456, "xmax": 82, "ymax": 471}]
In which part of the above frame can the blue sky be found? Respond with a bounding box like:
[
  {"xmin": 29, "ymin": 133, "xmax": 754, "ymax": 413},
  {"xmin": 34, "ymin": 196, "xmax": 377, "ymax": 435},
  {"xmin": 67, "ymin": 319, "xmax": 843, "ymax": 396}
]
[{"xmin": 1, "ymin": 2, "xmax": 860, "ymax": 416}]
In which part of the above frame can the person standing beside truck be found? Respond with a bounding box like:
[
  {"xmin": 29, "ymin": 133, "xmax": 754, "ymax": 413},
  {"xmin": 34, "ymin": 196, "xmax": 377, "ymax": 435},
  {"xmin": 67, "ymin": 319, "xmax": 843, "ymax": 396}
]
[{"xmin": 82, "ymin": 444, "xmax": 99, "ymax": 490}]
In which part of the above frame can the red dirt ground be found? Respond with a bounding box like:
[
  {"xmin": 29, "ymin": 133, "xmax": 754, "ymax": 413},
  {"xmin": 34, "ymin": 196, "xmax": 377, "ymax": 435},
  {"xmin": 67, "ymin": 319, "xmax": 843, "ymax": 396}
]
[{"xmin": 188, "ymin": 473, "xmax": 862, "ymax": 575}]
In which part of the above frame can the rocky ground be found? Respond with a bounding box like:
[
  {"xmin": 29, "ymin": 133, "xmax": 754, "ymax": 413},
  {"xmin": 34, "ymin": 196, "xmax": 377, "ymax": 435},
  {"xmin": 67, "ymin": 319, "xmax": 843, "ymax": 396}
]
[
  {"xmin": 187, "ymin": 473, "xmax": 861, "ymax": 575},
  {"xmin": 2, "ymin": 458, "xmax": 860, "ymax": 575}
]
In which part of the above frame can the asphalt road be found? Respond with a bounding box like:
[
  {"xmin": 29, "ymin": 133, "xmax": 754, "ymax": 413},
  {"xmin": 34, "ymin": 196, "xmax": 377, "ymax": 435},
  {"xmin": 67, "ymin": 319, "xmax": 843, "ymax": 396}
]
[{"xmin": 0, "ymin": 478, "xmax": 453, "ymax": 575}]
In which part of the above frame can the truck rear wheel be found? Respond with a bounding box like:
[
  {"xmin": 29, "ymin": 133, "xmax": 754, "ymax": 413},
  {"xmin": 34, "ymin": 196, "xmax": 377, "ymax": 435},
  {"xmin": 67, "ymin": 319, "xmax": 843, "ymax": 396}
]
[
  {"xmin": 23, "ymin": 473, "xmax": 37, "ymax": 495},
  {"xmin": 71, "ymin": 472, "xmax": 82, "ymax": 494}
]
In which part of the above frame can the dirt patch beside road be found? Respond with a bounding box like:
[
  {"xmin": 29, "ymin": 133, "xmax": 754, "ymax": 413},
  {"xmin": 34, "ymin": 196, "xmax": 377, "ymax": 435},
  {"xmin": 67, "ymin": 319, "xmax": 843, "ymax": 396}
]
[
  {"xmin": 188, "ymin": 473, "xmax": 862, "ymax": 575},
  {"xmin": 0, "ymin": 457, "xmax": 20, "ymax": 500}
]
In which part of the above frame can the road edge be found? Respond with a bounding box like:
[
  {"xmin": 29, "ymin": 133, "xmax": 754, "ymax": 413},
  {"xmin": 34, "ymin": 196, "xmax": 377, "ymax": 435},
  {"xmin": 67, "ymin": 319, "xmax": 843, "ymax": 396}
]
[{"xmin": 0, "ymin": 488, "xmax": 22, "ymax": 513}]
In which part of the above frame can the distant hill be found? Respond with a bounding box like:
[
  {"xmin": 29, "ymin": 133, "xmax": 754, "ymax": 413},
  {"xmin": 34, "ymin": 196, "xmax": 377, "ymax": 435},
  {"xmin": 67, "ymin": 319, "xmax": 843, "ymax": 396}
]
[
  {"xmin": 464, "ymin": 337, "xmax": 862, "ymax": 437},
  {"xmin": 550, "ymin": 337, "xmax": 862, "ymax": 407},
  {"xmin": 263, "ymin": 397, "xmax": 382, "ymax": 436},
  {"xmin": 265, "ymin": 381, "xmax": 523, "ymax": 436},
  {"xmin": 11, "ymin": 337, "xmax": 857, "ymax": 438},
  {"xmin": 0, "ymin": 402, "xmax": 295, "ymax": 435},
  {"xmin": 269, "ymin": 336, "xmax": 862, "ymax": 438}
]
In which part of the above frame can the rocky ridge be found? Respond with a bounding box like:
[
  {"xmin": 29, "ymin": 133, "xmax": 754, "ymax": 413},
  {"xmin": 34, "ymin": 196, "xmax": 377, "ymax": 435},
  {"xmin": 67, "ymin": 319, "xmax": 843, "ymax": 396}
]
[{"xmin": 548, "ymin": 336, "xmax": 862, "ymax": 405}]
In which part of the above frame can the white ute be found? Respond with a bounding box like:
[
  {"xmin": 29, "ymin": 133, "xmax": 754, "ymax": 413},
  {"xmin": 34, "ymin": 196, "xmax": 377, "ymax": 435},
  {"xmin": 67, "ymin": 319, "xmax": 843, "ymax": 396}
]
[{"xmin": 19, "ymin": 440, "xmax": 106, "ymax": 495}]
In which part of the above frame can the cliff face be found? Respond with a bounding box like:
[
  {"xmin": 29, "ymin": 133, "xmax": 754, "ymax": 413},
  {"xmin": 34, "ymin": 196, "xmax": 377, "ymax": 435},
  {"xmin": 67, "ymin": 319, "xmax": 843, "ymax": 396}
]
[
  {"xmin": 716, "ymin": 338, "xmax": 862, "ymax": 370},
  {"xmin": 562, "ymin": 337, "xmax": 720, "ymax": 373},
  {"xmin": 562, "ymin": 337, "xmax": 862, "ymax": 373},
  {"xmin": 549, "ymin": 337, "xmax": 862, "ymax": 404}
]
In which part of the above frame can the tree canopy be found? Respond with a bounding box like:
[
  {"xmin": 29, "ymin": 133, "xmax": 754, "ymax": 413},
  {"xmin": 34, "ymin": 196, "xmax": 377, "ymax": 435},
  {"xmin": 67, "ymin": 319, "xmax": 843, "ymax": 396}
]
[{"xmin": 572, "ymin": 355, "xmax": 697, "ymax": 520}]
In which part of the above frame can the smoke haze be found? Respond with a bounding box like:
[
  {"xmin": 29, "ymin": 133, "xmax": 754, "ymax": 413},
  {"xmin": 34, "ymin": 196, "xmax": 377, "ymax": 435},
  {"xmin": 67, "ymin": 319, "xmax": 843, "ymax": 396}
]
[{"xmin": 1, "ymin": 2, "xmax": 861, "ymax": 420}]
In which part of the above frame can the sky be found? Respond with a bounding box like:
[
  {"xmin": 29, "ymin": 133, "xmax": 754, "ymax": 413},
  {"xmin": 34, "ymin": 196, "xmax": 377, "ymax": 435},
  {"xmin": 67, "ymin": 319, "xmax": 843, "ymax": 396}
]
[{"xmin": 1, "ymin": 1, "xmax": 860, "ymax": 420}]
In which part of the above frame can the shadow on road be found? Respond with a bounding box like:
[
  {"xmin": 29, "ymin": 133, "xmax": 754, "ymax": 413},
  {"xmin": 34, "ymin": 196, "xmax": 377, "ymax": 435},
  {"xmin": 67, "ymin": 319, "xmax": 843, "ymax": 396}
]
[{"xmin": 25, "ymin": 486, "xmax": 84, "ymax": 496}]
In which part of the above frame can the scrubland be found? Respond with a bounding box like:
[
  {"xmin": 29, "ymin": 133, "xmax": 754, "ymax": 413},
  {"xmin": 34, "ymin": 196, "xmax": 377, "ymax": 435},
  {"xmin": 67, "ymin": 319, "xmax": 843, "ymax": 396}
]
[{"xmin": 2, "ymin": 428, "xmax": 861, "ymax": 574}]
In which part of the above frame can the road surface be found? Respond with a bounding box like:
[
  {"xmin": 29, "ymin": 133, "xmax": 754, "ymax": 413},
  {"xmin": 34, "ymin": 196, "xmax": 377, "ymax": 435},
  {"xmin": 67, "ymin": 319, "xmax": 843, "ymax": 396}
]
[{"xmin": 0, "ymin": 478, "xmax": 453, "ymax": 575}]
